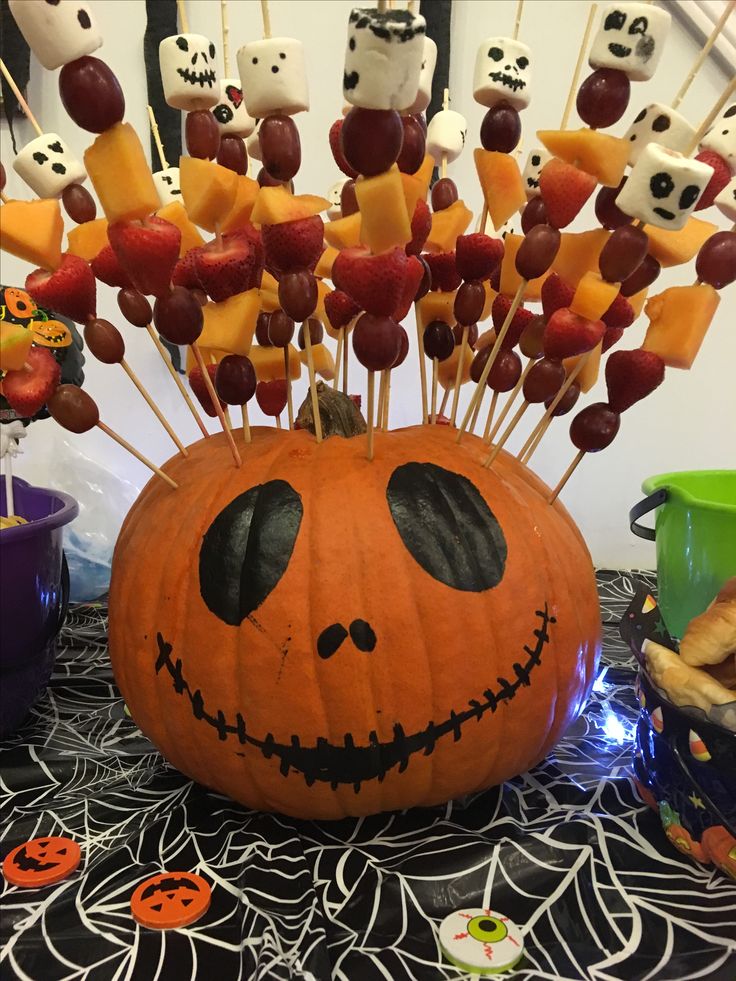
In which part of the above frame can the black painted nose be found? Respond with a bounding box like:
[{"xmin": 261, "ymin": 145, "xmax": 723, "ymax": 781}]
[{"xmin": 317, "ymin": 620, "xmax": 377, "ymax": 659}]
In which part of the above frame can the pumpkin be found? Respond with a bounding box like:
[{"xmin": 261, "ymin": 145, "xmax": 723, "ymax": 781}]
[
  {"xmin": 665, "ymin": 823, "xmax": 709, "ymax": 863},
  {"xmin": 702, "ymin": 826, "xmax": 736, "ymax": 878},
  {"xmin": 109, "ymin": 422, "xmax": 601, "ymax": 819}
]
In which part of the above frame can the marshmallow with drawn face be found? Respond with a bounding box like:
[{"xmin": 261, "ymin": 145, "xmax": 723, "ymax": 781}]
[
  {"xmin": 212, "ymin": 79, "xmax": 256, "ymax": 137},
  {"xmin": 159, "ymin": 34, "xmax": 218, "ymax": 111},
  {"xmin": 714, "ymin": 175, "xmax": 736, "ymax": 222},
  {"xmin": 405, "ymin": 37, "xmax": 437, "ymax": 115},
  {"xmin": 153, "ymin": 167, "xmax": 182, "ymax": 207},
  {"xmin": 343, "ymin": 7, "xmax": 426, "ymax": 111},
  {"xmin": 700, "ymin": 103, "xmax": 736, "ymax": 173},
  {"xmin": 327, "ymin": 179, "xmax": 348, "ymax": 220},
  {"xmin": 13, "ymin": 133, "xmax": 86, "ymax": 198},
  {"xmin": 237, "ymin": 38, "xmax": 309, "ymax": 117},
  {"xmin": 589, "ymin": 3, "xmax": 671, "ymax": 82},
  {"xmin": 426, "ymin": 109, "xmax": 467, "ymax": 166},
  {"xmin": 522, "ymin": 147, "xmax": 552, "ymax": 198},
  {"xmin": 9, "ymin": 0, "xmax": 101, "ymax": 71},
  {"xmin": 473, "ymin": 37, "xmax": 532, "ymax": 112},
  {"xmin": 616, "ymin": 143, "xmax": 714, "ymax": 231},
  {"xmin": 624, "ymin": 102, "xmax": 696, "ymax": 166}
]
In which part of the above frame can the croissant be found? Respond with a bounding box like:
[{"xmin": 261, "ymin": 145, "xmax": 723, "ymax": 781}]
[
  {"xmin": 644, "ymin": 641, "xmax": 736, "ymax": 732},
  {"xmin": 679, "ymin": 578, "xmax": 736, "ymax": 671}
]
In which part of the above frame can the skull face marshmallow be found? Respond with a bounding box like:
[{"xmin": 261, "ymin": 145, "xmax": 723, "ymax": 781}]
[
  {"xmin": 624, "ymin": 102, "xmax": 697, "ymax": 166},
  {"xmin": 343, "ymin": 7, "xmax": 426, "ymax": 111},
  {"xmin": 426, "ymin": 109, "xmax": 467, "ymax": 166},
  {"xmin": 212, "ymin": 79, "xmax": 256, "ymax": 138},
  {"xmin": 326, "ymin": 179, "xmax": 348, "ymax": 220},
  {"xmin": 714, "ymin": 176, "xmax": 736, "ymax": 222},
  {"xmin": 13, "ymin": 133, "xmax": 86, "ymax": 198},
  {"xmin": 700, "ymin": 103, "xmax": 736, "ymax": 173},
  {"xmin": 404, "ymin": 36, "xmax": 437, "ymax": 115},
  {"xmin": 9, "ymin": 0, "xmax": 101, "ymax": 71},
  {"xmin": 473, "ymin": 37, "xmax": 532, "ymax": 112},
  {"xmin": 159, "ymin": 34, "xmax": 219, "ymax": 112},
  {"xmin": 153, "ymin": 167, "xmax": 182, "ymax": 207},
  {"xmin": 589, "ymin": 3, "xmax": 671, "ymax": 82},
  {"xmin": 522, "ymin": 146, "xmax": 552, "ymax": 198},
  {"xmin": 237, "ymin": 38, "xmax": 309, "ymax": 118},
  {"xmin": 616, "ymin": 143, "xmax": 714, "ymax": 231}
]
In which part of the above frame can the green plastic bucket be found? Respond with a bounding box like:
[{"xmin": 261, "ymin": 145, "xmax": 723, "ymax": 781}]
[{"xmin": 629, "ymin": 470, "xmax": 736, "ymax": 638}]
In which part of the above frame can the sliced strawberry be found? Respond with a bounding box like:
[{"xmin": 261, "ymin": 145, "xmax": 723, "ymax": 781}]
[
  {"xmin": 601, "ymin": 326, "xmax": 624, "ymax": 353},
  {"xmin": 261, "ymin": 215, "xmax": 324, "ymax": 273},
  {"xmin": 332, "ymin": 246, "xmax": 408, "ymax": 316},
  {"xmin": 226, "ymin": 226, "xmax": 264, "ymax": 288},
  {"xmin": 194, "ymin": 236, "xmax": 257, "ymax": 302},
  {"xmin": 393, "ymin": 254, "xmax": 425, "ymax": 321},
  {"xmin": 694, "ymin": 149, "xmax": 729, "ymax": 211},
  {"xmin": 349, "ymin": 393, "xmax": 362, "ymax": 412},
  {"xmin": 91, "ymin": 244, "xmax": 133, "ymax": 289},
  {"xmin": 172, "ymin": 246, "xmax": 204, "ymax": 290},
  {"xmin": 424, "ymin": 251, "xmax": 461, "ymax": 292},
  {"xmin": 605, "ymin": 348, "xmax": 665, "ymax": 413},
  {"xmin": 26, "ymin": 253, "xmax": 96, "ymax": 324},
  {"xmin": 602, "ymin": 292, "xmax": 635, "ymax": 329},
  {"xmin": 456, "ymin": 233, "xmax": 504, "ymax": 281},
  {"xmin": 539, "ymin": 159, "xmax": 597, "ymax": 229},
  {"xmin": 406, "ymin": 199, "xmax": 431, "ymax": 256},
  {"xmin": 1, "ymin": 345, "xmax": 60, "ymax": 418},
  {"xmin": 541, "ymin": 272, "xmax": 575, "ymax": 320},
  {"xmin": 189, "ymin": 363, "xmax": 224, "ymax": 418},
  {"xmin": 256, "ymin": 378, "xmax": 288, "ymax": 417},
  {"xmin": 543, "ymin": 307, "xmax": 605, "ymax": 360},
  {"xmin": 492, "ymin": 294, "xmax": 535, "ymax": 349},
  {"xmin": 324, "ymin": 289, "xmax": 361, "ymax": 330},
  {"xmin": 329, "ymin": 118, "xmax": 358, "ymax": 179},
  {"xmin": 108, "ymin": 216, "xmax": 181, "ymax": 298}
]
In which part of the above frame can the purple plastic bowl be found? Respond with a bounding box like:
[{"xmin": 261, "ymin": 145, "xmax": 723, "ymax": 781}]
[{"xmin": 0, "ymin": 476, "xmax": 78, "ymax": 735}]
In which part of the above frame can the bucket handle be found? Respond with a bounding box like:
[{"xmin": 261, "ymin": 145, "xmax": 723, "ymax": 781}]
[
  {"xmin": 56, "ymin": 551, "xmax": 70, "ymax": 635},
  {"xmin": 629, "ymin": 488, "xmax": 668, "ymax": 541}
]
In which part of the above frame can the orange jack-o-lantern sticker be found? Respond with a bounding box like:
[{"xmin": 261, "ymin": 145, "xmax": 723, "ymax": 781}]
[
  {"xmin": 2, "ymin": 836, "xmax": 81, "ymax": 888},
  {"xmin": 131, "ymin": 872, "xmax": 211, "ymax": 929}
]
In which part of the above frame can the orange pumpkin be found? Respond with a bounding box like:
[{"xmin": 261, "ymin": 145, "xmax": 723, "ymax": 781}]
[
  {"xmin": 702, "ymin": 826, "xmax": 736, "ymax": 878},
  {"xmin": 665, "ymin": 823, "xmax": 709, "ymax": 863},
  {"xmin": 109, "ymin": 424, "xmax": 601, "ymax": 819}
]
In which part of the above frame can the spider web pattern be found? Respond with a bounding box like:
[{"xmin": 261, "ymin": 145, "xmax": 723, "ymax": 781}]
[{"xmin": 2, "ymin": 574, "xmax": 735, "ymax": 980}]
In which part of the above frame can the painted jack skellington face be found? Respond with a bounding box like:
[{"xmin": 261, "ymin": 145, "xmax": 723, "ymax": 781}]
[
  {"xmin": 616, "ymin": 143, "xmax": 713, "ymax": 231},
  {"xmin": 589, "ymin": 2, "xmax": 671, "ymax": 82},
  {"xmin": 342, "ymin": 7, "xmax": 426, "ymax": 111},
  {"xmin": 152, "ymin": 166, "xmax": 181, "ymax": 207},
  {"xmin": 212, "ymin": 78, "xmax": 256, "ymax": 138},
  {"xmin": 8, "ymin": 0, "xmax": 102, "ymax": 71},
  {"xmin": 13, "ymin": 132, "xmax": 86, "ymax": 199},
  {"xmin": 701, "ymin": 103, "xmax": 736, "ymax": 171},
  {"xmin": 522, "ymin": 146, "xmax": 552, "ymax": 198},
  {"xmin": 159, "ymin": 33, "xmax": 219, "ymax": 111},
  {"xmin": 473, "ymin": 37, "xmax": 532, "ymax": 112},
  {"xmin": 624, "ymin": 102, "xmax": 696, "ymax": 167}
]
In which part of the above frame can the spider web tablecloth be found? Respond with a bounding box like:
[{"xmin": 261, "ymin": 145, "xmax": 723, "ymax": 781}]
[{"xmin": 2, "ymin": 571, "xmax": 735, "ymax": 981}]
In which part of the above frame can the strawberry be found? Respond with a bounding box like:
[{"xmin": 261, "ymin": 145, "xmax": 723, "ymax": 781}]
[
  {"xmin": 1, "ymin": 346, "xmax": 60, "ymax": 418},
  {"xmin": 605, "ymin": 348, "xmax": 665, "ymax": 413},
  {"xmin": 694, "ymin": 149, "xmax": 730, "ymax": 211},
  {"xmin": 602, "ymin": 292, "xmax": 635, "ymax": 329},
  {"xmin": 424, "ymin": 251, "xmax": 461, "ymax": 292},
  {"xmin": 256, "ymin": 378, "xmax": 288, "ymax": 417},
  {"xmin": 91, "ymin": 244, "xmax": 132, "ymax": 289},
  {"xmin": 227, "ymin": 226, "xmax": 264, "ymax": 287},
  {"xmin": 189, "ymin": 363, "xmax": 224, "ymax": 418},
  {"xmin": 543, "ymin": 307, "xmax": 605, "ymax": 360},
  {"xmin": 406, "ymin": 199, "xmax": 431, "ymax": 256},
  {"xmin": 492, "ymin": 294, "xmax": 535, "ymax": 349},
  {"xmin": 329, "ymin": 118, "xmax": 358, "ymax": 179},
  {"xmin": 456, "ymin": 233, "xmax": 504, "ymax": 281},
  {"xmin": 601, "ymin": 326, "xmax": 624, "ymax": 353},
  {"xmin": 108, "ymin": 216, "xmax": 181, "ymax": 298},
  {"xmin": 539, "ymin": 159, "xmax": 597, "ymax": 229},
  {"xmin": 172, "ymin": 246, "xmax": 204, "ymax": 290},
  {"xmin": 194, "ymin": 236, "xmax": 257, "ymax": 302},
  {"xmin": 261, "ymin": 215, "xmax": 324, "ymax": 273},
  {"xmin": 393, "ymin": 254, "xmax": 425, "ymax": 321},
  {"xmin": 489, "ymin": 264, "xmax": 501, "ymax": 292},
  {"xmin": 332, "ymin": 246, "xmax": 408, "ymax": 316},
  {"xmin": 324, "ymin": 289, "xmax": 361, "ymax": 330},
  {"xmin": 26, "ymin": 253, "xmax": 96, "ymax": 324},
  {"xmin": 541, "ymin": 273, "xmax": 575, "ymax": 320},
  {"xmin": 349, "ymin": 394, "xmax": 361, "ymax": 412}
]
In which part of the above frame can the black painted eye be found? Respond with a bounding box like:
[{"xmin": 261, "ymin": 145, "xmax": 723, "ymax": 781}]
[
  {"xmin": 725, "ymin": 105, "xmax": 736, "ymax": 119},
  {"xmin": 488, "ymin": 47, "xmax": 504, "ymax": 61},
  {"xmin": 386, "ymin": 463, "xmax": 507, "ymax": 591},
  {"xmin": 33, "ymin": 152, "xmax": 48, "ymax": 165},
  {"xmin": 213, "ymin": 104, "xmax": 233, "ymax": 124},
  {"xmin": 51, "ymin": 163, "xmax": 66, "ymax": 175},
  {"xmin": 199, "ymin": 480, "xmax": 303, "ymax": 625},
  {"xmin": 531, "ymin": 154, "xmax": 540, "ymax": 166},
  {"xmin": 77, "ymin": 8, "xmax": 91, "ymax": 29},
  {"xmin": 650, "ymin": 171, "xmax": 674, "ymax": 199},
  {"xmin": 634, "ymin": 108, "xmax": 647, "ymax": 123},
  {"xmin": 652, "ymin": 114, "xmax": 670, "ymax": 132},
  {"xmin": 209, "ymin": 43, "xmax": 216, "ymax": 58},
  {"xmin": 629, "ymin": 16, "xmax": 648, "ymax": 35},
  {"xmin": 516, "ymin": 56, "xmax": 529, "ymax": 69},
  {"xmin": 604, "ymin": 10, "xmax": 626, "ymax": 30},
  {"xmin": 176, "ymin": 36, "xmax": 189, "ymax": 51},
  {"xmin": 679, "ymin": 184, "xmax": 701, "ymax": 210}
]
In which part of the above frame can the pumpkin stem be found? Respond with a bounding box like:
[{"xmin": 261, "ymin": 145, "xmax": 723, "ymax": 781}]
[{"xmin": 296, "ymin": 382, "xmax": 366, "ymax": 439}]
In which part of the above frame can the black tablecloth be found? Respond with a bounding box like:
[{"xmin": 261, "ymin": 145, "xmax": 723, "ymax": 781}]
[{"xmin": 2, "ymin": 571, "xmax": 735, "ymax": 980}]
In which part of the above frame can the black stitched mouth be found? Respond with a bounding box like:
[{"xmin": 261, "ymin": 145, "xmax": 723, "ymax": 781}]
[
  {"xmin": 653, "ymin": 207, "xmax": 675, "ymax": 221},
  {"xmin": 487, "ymin": 71, "xmax": 526, "ymax": 93},
  {"xmin": 153, "ymin": 605, "xmax": 555, "ymax": 791},
  {"xmin": 176, "ymin": 67, "xmax": 217, "ymax": 88},
  {"xmin": 608, "ymin": 42, "xmax": 632, "ymax": 58}
]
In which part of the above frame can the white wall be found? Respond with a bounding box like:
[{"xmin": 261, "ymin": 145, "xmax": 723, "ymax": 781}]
[{"xmin": 2, "ymin": 0, "xmax": 734, "ymax": 572}]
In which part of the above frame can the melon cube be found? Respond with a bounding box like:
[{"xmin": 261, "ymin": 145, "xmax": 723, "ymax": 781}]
[
  {"xmin": 0, "ymin": 199, "xmax": 64, "ymax": 270},
  {"xmin": 0, "ymin": 322, "xmax": 33, "ymax": 372},
  {"xmin": 199, "ymin": 289, "xmax": 260, "ymax": 356},
  {"xmin": 426, "ymin": 199, "xmax": 473, "ymax": 254},
  {"xmin": 85, "ymin": 123, "xmax": 159, "ymax": 223},
  {"xmin": 438, "ymin": 342, "xmax": 473, "ymax": 389},
  {"xmin": 500, "ymin": 233, "xmax": 549, "ymax": 301},
  {"xmin": 537, "ymin": 128, "xmax": 629, "ymax": 187},
  {"xmin": 474, "ymin": 149, "xmax": 526, "ymax": 229},
  {"xmin": 642, "ymin": 284, "xmax": 720, "ymax": 369},
  {"xmin": 564, "ymin": 340, "xmax": 602, "ymax": 394},
  {"xmin": 315, "ymin": 246, "xmax": 338, "ymax": 280},
  {"xmin": 401, "ymin": 172, "xmax": 427, "ymax": 222},
  {"xmin": 413, "ymin": 153, "xmax": 435, "ymax": 191},
  {"xmin": 571, "ymin": 272, "xmax": 620, "ymax": 321},
  {"xmin": 323, "ymin": 212, "xmax": 362, "ymax": 250},
  {"xmin": 356, "ymin": 164, "xmax": 411, "ymax": 253},
  {"xmin": 156, "ymin": 201, "xmax": 205, "ymax": 255},
  {"xmin": 179, "ymin": 157, "xmax": 239, "ymax": 232},
  {"xmin": 250, "ymin": 186, "xmax": 329, "ymax": 226},
  {"xmin": 250, "ymin": 343, "xmax": 302, "ymax": 381},
  {"xmin": 628, "ymin": 288, "xmax": 648, "ymax": 318},
  {"xmin": 644, "ymin": 217, "xmax": 717, "ymax": 268},
  {"xmin": 552, "ymin": 229, "xmax": 610, "ymax": 288},
  {"xmin": 67, "ymin": 218, "xmax": 109, "ymax": 261},
  {"xmin": 220, "ymin": 175, "xmax": 260, "ymax": 234},
  {"xmin": 416, "ymin": 290, "xmax": 457, "ymax": 330},
  {"xmin": 300, "ymin": 342, "xmax": 335, "ymax": 380}
]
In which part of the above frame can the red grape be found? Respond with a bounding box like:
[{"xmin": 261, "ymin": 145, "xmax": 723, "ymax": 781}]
[
  {"xmin": 454, "ymin": 281, "xmax": 485, "ymax": 326},
  {"xmin": 353, "ymin": 313, "xmax": 402, "ymax": 370},
  {"xmin": 519, "ymin": 315, "xmax": 546, "ymax": 359},
  {"xmin": 341, "ymin": 180, "xmax": 359, "ymax": 217},
  {"xmin": 153, "ymin": 287, "xmax": 203, "ymax": 345},
  {"xmin": 521, "ymin": 197, "xmax": 548, "ymax": 235},
  {"xmin": 397, "ymin": 114, "xmax": 426, "ymax": 174},
  {"xmin": 62, "ymin": 183, "xmax": 96, "ymax": 223},
  {"xmin": 516, "ymin": 225, "xmax": 561, "ymax": 280},
  {"xmin": 454, "ymin": 322, "xmax": 479, "ymax": 347},
  {"xmin": 488, "ymin": 348, "xmax": 522, "ymax": 392},
  {"xmin": 423, "ymin": 320, "xmax": 455, "ymax": 361},
  {"xmin": 576, "ymin": 69, "xmax": 630, "ymax": 128},
  {"xmin": 415, "ymin": 257, "xmax": 431, "ymax": 300},
  {"xmin": 59, "ymin": 57, "xmax": 124, "ymax": 133},
  {"xmin": 256, "ymin": 310, "xmax": 273, "ymax": 346},
  {"xmin": 599, "ymin": 224, "xmax": 649, "ymax": 283},
  {"xmin": 341, "ymin": 108, "xmax": 403, "ymax": 176},
  {"xmin": 393, "ymin": 325, "xmax": 409, "ymax": 367},
  {"xmin": 523, "ymin": 357, "xmax": 566, "ymax": 402},
  {"xmin": 267, "ymin": 310, "xmax": 294, "ymax": 347},
  {"xmin": 259, "ymin": 114, "xmax": 301, "ymax": 181},
  {"xmin": 620, "ymin": 253, "xmax": 660, "ymax": 296},
  {"xmin": 695, "ymin": 231, "xmax": 736, "ymax": 290},
  {"xmin": 185, "ymin": 110, "xmax": 220, "ymax": 160},
  {"xmin": 480, "ymin": 102, "xmax": 521, "ymax": 153},
  {"xmin": 217, "ymin": 135, "xmax": 247, "ymax": 174},
  {"xmin": 570, "ymin": 402, "xmax": 620, "ymax": 451},
  {"xmin": 216, "ymin": 355, "xmax": 256, "ymax": 404},
  {"xmin": 278, "ymin": 270, "xmax": 317, "ymax": 321},
  {"xmin": 118, "ymin": 288, "xmax": 152, "ymax": 328},
  {"xmin": 545, "ymin": 382, "xmax": 580, "ymax": 416},
  {"xmin": 595, "ymin": 179, "xmax": 632, "ymax": 230},
  {"xmin": 48, "ymin": 385, "xmax": 99, "ymax": 433},
  {"xmin": 431, "ymin": 177, "xmax": 458, "ymax": 212},
  {"xmin": 298, "ymin": 318, "xmax": 323, "ymax": 349},
  {"xmin": 84, "ymin": 318, "xmax": 125, "ymax": 364}
]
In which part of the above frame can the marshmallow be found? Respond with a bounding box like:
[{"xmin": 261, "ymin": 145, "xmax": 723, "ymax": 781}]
[
  {"xmin": 522, "ymin": 146, "xmax": 552, "ymax": 198},
  {"xmin": 343, "ymin": 7, "xmax": 426, "ymax": 111},
  {"xmin": 616, "ymin": 143, "xmax": 714, "ymax": 231},
  {"xmin": 153, "ymin": 167, "xmax": 182, "ymax": 207},
  {"xmin": 405, "ymin": 37, "xmax": 437, "ymax": 115},
  {"xmin": 213, "ymin": 78, "xmax": 256, "ymax": 138},
  {"xmin": 13, "ymin": 133, "xmax": 86, "ymax": 198},
  {"xmin": 714, "ymin": 175, "xmax": 736, "ymax": 222},
  {"xmin": 426, "ymin": 109, "xmax": 467, "ymax": 165},
  {"xmin": 159, "ymin": 34, "xmax": 219, "ymax": 112},
  {"xmin": 473, "ymin": 37, "xmax": 532, "ymax": 112},
  {"xmin": 9, "ymin": 0, "xmax": 101, "ymax": 71},
  {"xmin": 589, "ymin": 3, "xmax": 671, "ymax": 82},
  {"xmin": 237, "ymin": 38, "xmax": 309, "ymax": 117},
  {"xmin": 327, "ymin": 179, "xmax": 348, "ymax": 220},
  {"xmin": 246, "ymin": 120, "xmax": 263, "ymax": 162},
  {"xmin": 700, "ymin": 102, "xmax": 736, "ymax": 173},
  {"xmin": 624, "ymin": 102, "xmax": 696, "ymax": 166}
]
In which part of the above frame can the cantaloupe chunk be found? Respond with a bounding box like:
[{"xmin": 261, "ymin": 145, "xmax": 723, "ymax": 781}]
[
  {"xmin": 552, "ymin": 229, "xmax": 610, "ymax": 288},
  {"xmin": 644, "ymin": 217, "xmax": 717, "ymax": 268},
  {"xmin": 179, "ymin": 157, "xmax": 238, "ymax": 232},
  {"xmin": 314, "ymin": 278, "xmax": 330, "ymax": 328},
  {"xmin": 261, "ymin": 270, "xmax": 279, "ymax": 293},
  {"xmin": 401, "ymin": 172, "xmax": 427, "ymax": 223},
  {"xmin": 571, "ymin": 272, "xmax": 620, "ymax": 321},
  {"xmin": 250, "ymin": 343, "xmax": 302, "ymax": 381},
  {"xmin": 156, "ymin": 201, "xmax": 205, "ymax": 255},
  {"xmin": 474, "ymin": 150, "xmax": 526, "ymax": 230},
  {"xmin": 258, "ymin": 270, "xmax": 280, "ymax": 312},
  {"xmin": 199, "ymin": 289, "xmax": 260, "ymax": 355},
  {"xmin": 476, "ymin": 327, "xmax": 496, "ymax": 351},
  {"xmin": 0, "ymin": 199, "xmax": 64, "ymax": 270},
  {"xmin": 356, "ymin": 164, "xmax": 411, "ymax": 253},
  {"xmin": 642, "ymin": 284, "xmax": 720, "ymax": 369},
  {"xmin": 220, "ymin": 176, "xmax": 260, "ymax": 234},
  {"xmin": 0, "ymin": 322, "xmax": 33, "ymax": 372},
  {"xmin": 438, "ymin": 342, "xmax": 473, "ymax": 389},
  {"xmin": 413, "ymin": 154, "xmax": 435, "ymax": 193},
  {"xmin": 186, "ymin": 346, "xmax": 229, "ymax": 373},
  {"xmin": 500, "ymin": 233, "xmax": 549, "ymax": 301},
  {"xmin": 67, "ymin": 217, "xmax": 109, "ymax": 261},
  {"xmin": 425, "ymin": 199, "xmax": 473, "ymax": 253},
  {"xmin": 250, "ymin": 185, "xmax": 329, "ymax": 226},
  {"xmin": 315, "ymin": 246, "xmax": 338, "ymax": 280},
  {"xmin": 564, "ymin": 340, "xmax": 602, "ymax": 394},
  {"xmin": 628, "ymin": 288, "xmax": 648, "ymax": 318},
  {"xmin": 300, "ymin": 342, "xmax": 335, "ymax": 380},
  {"xmin": 85, "ymin": 123, "xmax": 159, "ymax": 223},
  {"xmin": 537, "ymin": 128, "xmax": 629, "ymax": 187},
  {"xmin": 416, "ymin": 290, "xmax": 457, "ymax": 330},
  {"xmin": 323, "ymin": 212, "xmax": 362, "ymax": 250}
]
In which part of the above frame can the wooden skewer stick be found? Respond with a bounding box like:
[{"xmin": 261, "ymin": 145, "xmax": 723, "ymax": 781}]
[
  {"xmin": 513, "ymin": 0, "xmax": 524, "ymax": 40},
  {"xmin": 548, "ymin": 449, "xmax": 586, "ymax": 504},
  {"xmin": 191, "ymin": 343, "xmax": 242, "ymax": 465},
  {"xmin": 342, "ymin": 328, "xmax": 350, "ymax": 395},
  {"xmin": 4, "ymin": 455, "xmax": 15, "ymax": 518},
  {"xmin": 430, "ymin": 357, "xmax": 439, "ymax": 423},
  {"xmin": 517, "ymin": 354, "xmax": 588, "ymax": 461},
  {"xmin": 383, "ymin": 370, "xmax": 392, "ymax": 430},
  {"xmin": 302, "ymin": 324, "xmax": 323, "ymax": 442},
  {"xmin": 559, "ymin": 4, "xmax": 598, "ymax": 130},
  {"xmin": 484, "ymin": 400, "xmax": 530, "ymax": 467},
  {"xmin": 97, "ymin": 421, "xmax": 178, "ymax": 489},
  {"xmin": 415, "ymin": 310, "xmax": 429, "ymax": 423},
  {"xmin": 333, "ymin": 328, "xmax": 344, "ymax": 390},
  {"xmin": 241, "ymin": 404, "xmax": 251, "ymax": 443},
  {"xmin": 261, "ymin": 0, "xmax": 272, "ymax": 38},
  {"xmin": 438, "ymin": 386, "xmax": 450, "ymax": 420},
  {"xmin": 441, "ymin": 88, "xmax": 450, "ymax": 179},
  {"xmin": 284, "ymin": 347, "xmax": 294, "ymax": 428},
  {"xmin": 0, "ymin": 192, "xmax": 8, "ymax": 205},
  {"xmin": 482, "ymin": 390, "xmax": 499, "ymax": 443},
  {"xmin": 147, "ymin": 105, "xmax": 169, "ymax": 170},
  {"xmin": 671, "ymin": 0, "xmax": 735, "ymax": 111},
  {"xmin": 0, "ymin": 59, "xmax": 43, "ymax": 136},
  {"xmin": 221, "ymin": 0, "xmax": 231, "ymax": 76},
  {"xmin": 450, "ymin": 325, "xmax": 469, "ymax": 426},
  {"xmin": 275, "ymin": 414, "xmax": 282, "ymax": 429},
  {"xmin": 377, "ymin": 369, "xmax": 388, "ymax": 428},
  {"xmin": 686, "ymin": 77, "xmax": 736, "ymax": 157},
  {"xmin": 469, "ymin": 387, "xmax": 485, "ymax": 434},
  {"xmin": 377, "ymin": 0, "xmax": 389, "ymax": 12},
  {"xmin": 488, "ymin": 358, "xmax": 534, "ymax": 444},
  {"xmin": 145, "ymin": 325, "xmax": 209, "ymax": 438},
  {"xmin": 120, "ymin": 359, "xmax": 189, "ymax": 456},
  {"xmin": 477, "ymin": 203, "xmax": 489, "ymax": 234},
  {"xmin": 366, "ymin": 370, "xmax": 376, "ymax": 461},
  {"xmin": 177, "ymin": 0, "xmax": 189, "ymax": 34}
]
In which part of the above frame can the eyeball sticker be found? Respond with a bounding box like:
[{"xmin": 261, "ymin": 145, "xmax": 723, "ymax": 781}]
[{"xmin": 439, "ymin": 908, "xmax": 524, "ymax": 974}]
